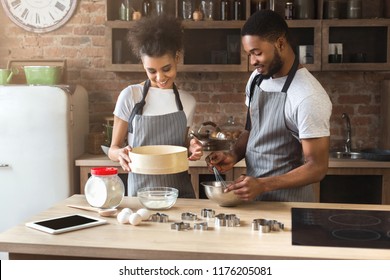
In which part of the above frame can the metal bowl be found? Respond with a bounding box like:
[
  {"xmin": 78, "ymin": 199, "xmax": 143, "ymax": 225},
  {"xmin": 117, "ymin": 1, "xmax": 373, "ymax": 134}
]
[
  {"xmin": 201, "ymin": 181, "xmax": 241, "ymax": 207},
  {"xmin": 137, "ymin": 187, "xmax": 179, "ymax": 210}
]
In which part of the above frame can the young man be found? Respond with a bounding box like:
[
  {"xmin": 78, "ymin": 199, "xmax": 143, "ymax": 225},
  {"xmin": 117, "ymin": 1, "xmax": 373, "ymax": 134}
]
[{"xmin": 207, "ymin": 10, "xmax": 332, "ymax": 202}]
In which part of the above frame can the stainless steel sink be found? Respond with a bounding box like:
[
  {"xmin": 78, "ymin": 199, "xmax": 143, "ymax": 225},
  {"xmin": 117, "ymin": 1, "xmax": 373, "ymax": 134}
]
[{"xmin": 329, "ymin": 151, "xmax": 364, "ymax": 159}]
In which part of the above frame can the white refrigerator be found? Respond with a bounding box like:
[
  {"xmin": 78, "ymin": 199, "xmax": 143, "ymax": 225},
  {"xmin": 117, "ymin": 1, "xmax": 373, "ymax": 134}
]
[{"xmin": 0, "ymin": 85, "xmax": 89, "ymax": 235}]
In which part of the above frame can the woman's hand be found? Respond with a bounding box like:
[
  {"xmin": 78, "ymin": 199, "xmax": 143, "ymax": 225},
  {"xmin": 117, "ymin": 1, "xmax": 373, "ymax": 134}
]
[
  {"xmin": 188, "ymin": 138, "xmax": 203, "ymax": 161},
  {"xmin": 115, "ymin": 146, "xmax": 132, "ymax": 172}
]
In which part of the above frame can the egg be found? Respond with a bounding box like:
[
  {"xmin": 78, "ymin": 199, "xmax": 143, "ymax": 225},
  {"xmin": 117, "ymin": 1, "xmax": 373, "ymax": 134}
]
[
  {"xmin": 129, "ymin": 213, "xmax": 142, "ymax": 226},
  {"xmin": 117, "ymin": 210, "xmax": 131, "ymax": 224},
  {"xmin": 121, "ymin": 208, "xmax": 133, "ymax": 214},
  {"xmin": 136, "ymin": 208, "xmax": 151, "ymax": 220}
]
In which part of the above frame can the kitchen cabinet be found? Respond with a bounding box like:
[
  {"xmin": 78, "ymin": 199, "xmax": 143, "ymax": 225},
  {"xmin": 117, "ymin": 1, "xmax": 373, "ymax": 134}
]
[
  {"xmin": 321, "ymin": 19, "xmax": 390, "ymax": 71},
  {"xmin": 75, "ymin": 154, "xmax": 390, "ymax": 204},
  {"xmin": 104, "ymin": 0, "xmax": 390, "ymax": 72},
  {"xmin": 105, "ymin": 0, "xmax": 249, "ymax": 72}
]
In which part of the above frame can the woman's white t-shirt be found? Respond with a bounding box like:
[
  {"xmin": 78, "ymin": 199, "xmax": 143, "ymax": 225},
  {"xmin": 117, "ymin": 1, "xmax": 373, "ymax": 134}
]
[{"xmin": 114, "ymin": 84, "xmax": 196, "ymax": 126}]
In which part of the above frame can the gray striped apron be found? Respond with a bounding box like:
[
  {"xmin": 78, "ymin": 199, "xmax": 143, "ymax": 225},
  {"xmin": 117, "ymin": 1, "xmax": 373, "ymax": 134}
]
[
  {"xmin": 126, "ymin": 80, "xmax": 195, "ymax": 198},
  {"xmin": 246, "ymin": 57, "xmax": 314, "ymax": 202}
]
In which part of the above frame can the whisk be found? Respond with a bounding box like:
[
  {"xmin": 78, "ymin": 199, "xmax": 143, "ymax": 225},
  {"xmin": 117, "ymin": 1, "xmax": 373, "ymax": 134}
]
[{"xmin": 212, "ymin": 166, "xmax": 228, "ymax": 189}]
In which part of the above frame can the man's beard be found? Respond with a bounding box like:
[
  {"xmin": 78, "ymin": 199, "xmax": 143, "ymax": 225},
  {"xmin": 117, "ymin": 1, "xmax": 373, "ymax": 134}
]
[{"xmin": 261, "ymin": 48, "xmax": 283, "ymax": 80}]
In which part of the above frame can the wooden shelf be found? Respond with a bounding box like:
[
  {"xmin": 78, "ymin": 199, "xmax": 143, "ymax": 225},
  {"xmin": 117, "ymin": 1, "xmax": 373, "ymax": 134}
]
[
  {"xmin": 321, "ymin": 18, "xmax": 390, "ymax": 71},
  {"xmin": 105, "ymin": 1, "xmax": 390, "ymax": 72}
]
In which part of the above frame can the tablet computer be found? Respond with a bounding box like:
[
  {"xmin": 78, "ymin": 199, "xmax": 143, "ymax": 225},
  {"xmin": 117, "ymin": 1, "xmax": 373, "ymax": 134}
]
[{"xmin": 25, "ymin": 214, "xmax": 107, "ymax": 234}]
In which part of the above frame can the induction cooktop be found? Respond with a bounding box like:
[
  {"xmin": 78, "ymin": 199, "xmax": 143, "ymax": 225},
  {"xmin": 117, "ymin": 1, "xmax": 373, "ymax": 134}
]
[{"xmin": 291, "ymin": 208, "xmax": 390, "ymax": 249}]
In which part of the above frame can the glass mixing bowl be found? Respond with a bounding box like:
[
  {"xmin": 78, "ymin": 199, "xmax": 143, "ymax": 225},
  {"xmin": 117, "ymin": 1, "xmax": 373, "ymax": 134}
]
[{"xmin": 137, "ymin": 187, "xmax": 179, "ymax": 210}]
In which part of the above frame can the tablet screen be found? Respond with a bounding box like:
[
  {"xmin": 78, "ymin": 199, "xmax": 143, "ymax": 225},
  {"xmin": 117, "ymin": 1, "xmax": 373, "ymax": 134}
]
[{"xmin": 26, "ymin": 214, "xmax": 107, "ymax": 234}]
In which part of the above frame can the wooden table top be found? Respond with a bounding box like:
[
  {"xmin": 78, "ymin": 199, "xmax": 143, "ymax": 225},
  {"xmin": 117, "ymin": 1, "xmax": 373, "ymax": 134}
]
[{"xmin": 1, "ymin": 195, "xmax": 390, "ymax": 260}]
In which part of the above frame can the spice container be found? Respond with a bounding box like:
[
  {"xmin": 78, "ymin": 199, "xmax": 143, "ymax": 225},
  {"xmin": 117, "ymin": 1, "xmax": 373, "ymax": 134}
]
[
  {"xmin": 119, "ymin": 0, "xmax": 131, "ymax": 21},
  {"xmin": 201, "ymin": 0, "xmax": 214, "ymax": 20},
  {"xmin": 154, "ymin": 0, "xmax": 166, "ymax": 16},
  {"xmin": 142, "ymin": 0, "xmax": 152, "ymax": 16},
  {"xmin": 324, "ymin": 0, "xmax": 340, "ymax": 19},
  {"xmin": 294, "ymin": 0, "xmax": 315, "ymax": 19},
  {"xmin": 233, "ymin": 0, "xmax": 243, "ymax": 20},
  {"xmin": 285, "ymin": 2, "xmax": 294, "ymax": 19},
  {"xmin": 85, "ymin": 167, "xmax": 125, "ymax": 209},
  {"xmin": 182, "ymin": 0, "xmax": 193, "ymax": 20},
  {"xmin": 347, "ymin": 0, "xmax": 362, "ymax": 19},
  {"xmin": 251, "ymin": 0, "xmax": 267, "ymax": 13},
  {"xmin": 221, "ymin": 0, "xmax": 230, "ymax": 20}
]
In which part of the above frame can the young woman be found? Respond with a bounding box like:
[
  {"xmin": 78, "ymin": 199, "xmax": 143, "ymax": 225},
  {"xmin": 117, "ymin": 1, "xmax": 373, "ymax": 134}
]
[{"xmin": 108, "ymin": 15, "xmax": 202, "ymax": 198}]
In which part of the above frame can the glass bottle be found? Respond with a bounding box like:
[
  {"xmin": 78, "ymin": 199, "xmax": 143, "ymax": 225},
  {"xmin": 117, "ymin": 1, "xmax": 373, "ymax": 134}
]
[
  {"xmin": 119, "ymin": 0, "xmax": 131, "ymax": 21},
  {"xmin": 251, "ymin": 0, "xmax": 266, "ymax": 14},
  {"xmin": 221, "ymin": 0, "xmax": 230, "ymax": 20},
  {"xmin": 154, "ymin": 0, "xmax": 166, "ymax": 16},
  {"xmin": 233, "ymin": 0, "xmax": 242, "ymax": 20},
  {"xmin": 142, "ymin": 0, "xmax": 152, "ymax": 17},
  {"xmin": 201, "ymin": 0, "xmax": 214, "ymax": 20},
  {"xmin": 269, "ymin": 0, "xmax": 275, "ymax": 11},
  {"xmin": 182, "ymin": 0, "xmax": 193, "ymax": 20}
]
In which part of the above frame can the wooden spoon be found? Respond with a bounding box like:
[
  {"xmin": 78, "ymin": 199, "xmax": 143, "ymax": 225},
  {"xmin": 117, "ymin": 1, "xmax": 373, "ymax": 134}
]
[{"xmin": 67, "ymin": 204, "xmax": 118, "ymax": 217}]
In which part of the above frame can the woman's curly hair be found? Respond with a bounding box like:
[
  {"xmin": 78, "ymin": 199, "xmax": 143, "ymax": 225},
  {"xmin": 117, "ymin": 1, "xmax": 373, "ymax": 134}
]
[{"xmin": 128, "ymin": 15, "xmax": 184, "ymax": 58}]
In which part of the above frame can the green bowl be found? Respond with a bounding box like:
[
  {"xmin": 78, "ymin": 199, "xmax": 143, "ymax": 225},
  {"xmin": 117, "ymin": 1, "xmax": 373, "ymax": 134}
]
[{"xmin": 24, "ymin": 66, "xmax": 62, "ymax": 85}]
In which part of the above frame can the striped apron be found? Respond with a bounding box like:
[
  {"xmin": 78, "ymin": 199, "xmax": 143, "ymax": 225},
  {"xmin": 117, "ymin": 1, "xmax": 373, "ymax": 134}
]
[
  {"xmin": 246, "ymin": 57, "xmax": 314, "ymax": 202},
  {"xmin": 126, "ymin": 80, "xmax": 195, "ymax": 198}
]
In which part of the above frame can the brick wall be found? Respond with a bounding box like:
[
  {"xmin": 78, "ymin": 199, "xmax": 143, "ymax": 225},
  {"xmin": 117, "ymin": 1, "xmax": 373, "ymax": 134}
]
[{"xmin": 1, "ymin": 0, "xmax": 389, "ymax": 151}]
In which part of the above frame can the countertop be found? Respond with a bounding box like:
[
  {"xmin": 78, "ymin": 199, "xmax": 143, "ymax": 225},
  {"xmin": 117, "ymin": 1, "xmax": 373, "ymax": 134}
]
[
  {"xmin": 1, "ymin": 195, "xmax": 390, "ymax": 260},
  {"xmin": 75, "ymin": 153, "xmax": 390, "ymax": 169}
]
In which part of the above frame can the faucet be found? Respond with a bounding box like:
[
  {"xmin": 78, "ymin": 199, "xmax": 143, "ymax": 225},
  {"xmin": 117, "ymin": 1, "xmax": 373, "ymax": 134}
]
[{"xmin": 342, "ymin": 113, "xmax": 351, "ymax": 153}]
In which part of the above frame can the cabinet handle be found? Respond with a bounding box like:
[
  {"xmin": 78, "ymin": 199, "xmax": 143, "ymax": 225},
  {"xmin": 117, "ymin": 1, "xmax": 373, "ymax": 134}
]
[{"xmin": 0, "ymin": 164, "xmax": 10, "ymax": 168}]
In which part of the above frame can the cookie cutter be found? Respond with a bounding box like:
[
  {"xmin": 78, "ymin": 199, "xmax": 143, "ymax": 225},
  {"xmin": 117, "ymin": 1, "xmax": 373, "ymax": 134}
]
[
  {"xmin": 268, "ymin": 219, "xmax": 284, "ymax": 231},
  {"xmin": 193, "ymin": 222, "xmax": 208, "ymax": 231},
  {"xmin": 252, "ymin": 218, "xmax": 284, "ymax": 233},
  {"xmin": 171, "ymin": 222, "xmax": 191, "ymax": 231},
  {"xmin": 181, "ymin": 212, "xmax": 197, "ymax": 221},
  {"xmin": 215, "ymin": 213, "xmax": 240, "ymax": 227},
  {"xmin": 200, "ymin": 208, "xmax": 215, "ymax": 218},
  {"xmin": 149, "ymin": 212, "xmax": 169, "ymax": 223}
]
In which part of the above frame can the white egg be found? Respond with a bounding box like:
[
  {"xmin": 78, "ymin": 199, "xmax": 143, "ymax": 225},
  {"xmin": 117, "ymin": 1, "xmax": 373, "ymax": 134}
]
[
  {"xmin": 129, "ymin": 213, "xmax": 142, "ymax": 226},
  {"xmin": 136, "ymin": 208, "xmax": 151, "ymax": 220},
  {"xmin": 117, "ymin": 211, "xmax": 131, "ymax": 224},
  {"xmin": 121, "ymin": 207, "xmax": 133, "ymax": 214}
]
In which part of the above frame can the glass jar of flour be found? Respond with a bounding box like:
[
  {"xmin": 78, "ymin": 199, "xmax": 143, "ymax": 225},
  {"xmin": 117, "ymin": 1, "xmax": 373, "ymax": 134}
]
[{"xmin": 85, "ymin": 167, "xmax": 125, "ymax": 209}]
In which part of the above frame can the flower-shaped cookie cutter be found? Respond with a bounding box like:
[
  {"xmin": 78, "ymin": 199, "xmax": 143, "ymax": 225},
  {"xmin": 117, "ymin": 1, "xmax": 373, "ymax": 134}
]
[
  {"xmin": 171, "ymin": 222, "xmax": 191, "ymax": 231},
  {"xmin": 252, "ymin": 218, "xmax": 284, "ymax": 233},
  {"xmin": 181, "ymin": 212, "xmax": 197, "ymax": 221},
  {"xmin": 149, "ymin": 212, "xmax": 169, "ymax": 223},
  {"xmin": 215, "ymin": 213, "xmax": 240, "ymax": 227},
  {"xmin": 200, "ymin": 208, "xmax": 215, "ymax": 218}
]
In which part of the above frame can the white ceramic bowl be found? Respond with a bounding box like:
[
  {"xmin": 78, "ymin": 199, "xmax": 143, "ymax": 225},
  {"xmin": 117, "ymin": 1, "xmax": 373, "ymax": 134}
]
[
  {"xmin": 137, "ymin": 187, "xmax": 179, "ymax": 210},
  {"xmin": 129, "ymin": 145, "xmax": 188, "ymax": 175}
]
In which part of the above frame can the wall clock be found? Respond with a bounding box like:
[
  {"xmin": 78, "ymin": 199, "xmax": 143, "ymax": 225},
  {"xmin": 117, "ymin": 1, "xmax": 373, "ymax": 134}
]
[{"xmin": 1, "ymin": 0, "xmax": 78, "ymax": 33}]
